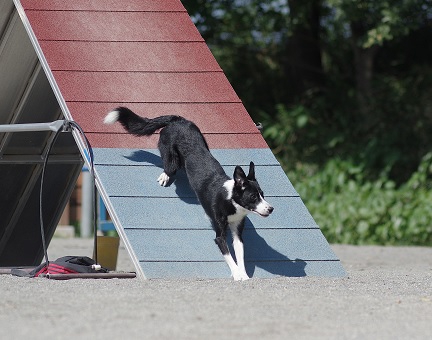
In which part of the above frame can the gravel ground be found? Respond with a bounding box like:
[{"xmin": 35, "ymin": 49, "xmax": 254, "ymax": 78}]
[{"xmin": 0, "ymin": 238, "xmax": 431, "ymax": 340}]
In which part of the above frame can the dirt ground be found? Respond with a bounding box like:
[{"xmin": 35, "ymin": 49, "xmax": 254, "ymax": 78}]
[{"xmin": 0, "ymin": 238, "xmax": 431, "ymax": 340}]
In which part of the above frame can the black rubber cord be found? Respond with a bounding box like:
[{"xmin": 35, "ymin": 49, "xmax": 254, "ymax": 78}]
[
  {"xmin": 39, "ymin": 127, "xmax": 63, "ymax": 267},
  {"xmin": 39, "ymin": 120, "xmax": 98, "ymax": 269}
]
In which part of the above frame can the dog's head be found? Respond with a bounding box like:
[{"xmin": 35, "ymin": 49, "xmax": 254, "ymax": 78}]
[{"xmin": 232, "ymin": 162, "xmax": 274, "ymax": 217}]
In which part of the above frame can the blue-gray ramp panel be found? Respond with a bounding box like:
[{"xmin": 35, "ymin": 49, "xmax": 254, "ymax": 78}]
[{"xmin": 94, "ymin": 148, "xmax": 346, "ymax": 279}]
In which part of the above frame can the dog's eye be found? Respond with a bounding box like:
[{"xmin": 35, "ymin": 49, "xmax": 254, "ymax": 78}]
[{"xmin": 250, "ymin": 194, "xmax": 257, "ymax": 201}]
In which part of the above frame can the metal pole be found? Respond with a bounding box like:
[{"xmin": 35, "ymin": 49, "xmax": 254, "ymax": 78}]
[
  {"xmin": 0, "ymin": 120, "xmax": 65, "ymax": 133},
  {"xmin": 80, "ymin": 167, "xmax": 93, "ymax": 238}
]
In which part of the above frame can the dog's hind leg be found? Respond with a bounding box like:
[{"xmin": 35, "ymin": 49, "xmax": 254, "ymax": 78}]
[{"xmin": 157, "ymin": 139, "xmax": 181, "ymax": 187}]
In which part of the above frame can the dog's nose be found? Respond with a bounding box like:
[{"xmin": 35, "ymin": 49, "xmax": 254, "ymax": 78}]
[{"xmin": 268, "ymin": 206, "xmax": 274, "ymax": 214}]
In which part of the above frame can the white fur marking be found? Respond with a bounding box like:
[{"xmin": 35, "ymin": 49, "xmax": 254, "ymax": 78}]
[
  {"xmin": 157, "ymin": 172, "xmax": 170, "ymax": 186},
  {"xmin": 223, "ymin": 180, "xmax": 250, "ymax": 281},
  {"xmin": 254, "ymin": 195, "xmax": 273, "ymax": 216},
  {"xmin": 104, "ymin": 111, "xmax": 119, "ymax": 124},
  {"xmin": 232, "ymin": 235, "xmax": 249, "ymax": 280},
  {"xmin": 223, "ymin": 254, "xmax": 246, "ymax": 281},
  {"xmin": 224, "ymin": 179, "xmax": 250, "ymax": 223},
  {"xmin": 223, "ymin": 179, "xmax": 234, "ymax": 200},
  {"xmin": 228, "ymin": 202, "xmax": 248, "ymax": 225}
]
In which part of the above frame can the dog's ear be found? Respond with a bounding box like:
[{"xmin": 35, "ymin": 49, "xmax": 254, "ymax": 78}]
[
  {"xmin": 234, "ymin": 166, "xmax": 247, "ymax": 187},
  {"xmin": 247, "ymin": 161, "xmax": 256, "ymax": 180}
]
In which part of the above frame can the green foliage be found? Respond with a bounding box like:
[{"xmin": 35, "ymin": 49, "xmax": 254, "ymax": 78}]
[
  {"xmin": 262, "ymin": 62, "xmax": 432, "ymax": 183},
  {"xmin": 327, "ymin": 0, "xmax": 428, "ymax": 47},
  {"xmin": 289, "ymin": 153, "xmax": 432, "ymax": 245}
]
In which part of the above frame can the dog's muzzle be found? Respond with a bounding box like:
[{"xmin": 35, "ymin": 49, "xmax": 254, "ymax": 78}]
[{"xmin": 254, "ymin": 200, "xmax": 274, "ymax": 217}]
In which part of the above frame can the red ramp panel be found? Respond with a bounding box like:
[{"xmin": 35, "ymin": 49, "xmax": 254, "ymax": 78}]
[{"xmin": 18, "ymin": 0, "xmax": 345, "ymax": 279}]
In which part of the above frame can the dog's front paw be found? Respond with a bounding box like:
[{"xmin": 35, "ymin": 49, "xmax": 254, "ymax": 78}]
[
  {"xmin": 232, "ymin": 270, "xmax": 250, "ymax": 281},
  {"xmin": 157, "ymin": 172, "xmax": 170, "ymax": 186}
]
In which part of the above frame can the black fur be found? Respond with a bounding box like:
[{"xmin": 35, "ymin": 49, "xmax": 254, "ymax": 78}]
[{"xmin": 106, "ymin": 107, "xmax": 273, "ymax": 280}]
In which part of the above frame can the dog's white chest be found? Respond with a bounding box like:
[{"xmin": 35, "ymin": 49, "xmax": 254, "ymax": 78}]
[
  {"xmin": 227, "ymin": 201, "xmax": 249, "ymax": 227},
  {"xmin": 223, "ymin": 179, "xmax": 249, "ymax": 226}
]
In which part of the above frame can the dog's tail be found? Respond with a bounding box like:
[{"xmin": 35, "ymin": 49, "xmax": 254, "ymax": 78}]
[{"xmin": 104, "ymin": 106, "xmax": 182, "ymax": 136}]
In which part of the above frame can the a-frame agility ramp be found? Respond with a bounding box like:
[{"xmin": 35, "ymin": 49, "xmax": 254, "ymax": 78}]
[{"xmin": 0, "ymin": 0, "xmax": 345, "ymax": 279}]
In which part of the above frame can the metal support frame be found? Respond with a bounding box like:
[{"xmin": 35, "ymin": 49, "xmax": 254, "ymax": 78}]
[
  {"xmin": 0, "ymin": 120, "xmax": 65, "ymax": 133},
  {"xmin": 0, "ymin": 119, "xmax": 72, "ymax": 257},
  {"xmin": 10, "ymin": 0, "xmax": 141, "ymax": 277}
]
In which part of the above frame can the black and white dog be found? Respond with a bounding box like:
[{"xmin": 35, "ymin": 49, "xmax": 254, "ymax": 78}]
[{"xmin": 104, "ymin": 107, "xmax": 273, "ymax": 280}]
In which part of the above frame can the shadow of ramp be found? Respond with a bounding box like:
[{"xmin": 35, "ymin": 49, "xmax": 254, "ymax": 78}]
[
  {"xmin": 246, "ymin": 258, "xmax": 307, "ymax": 278},
  {"xmin": 231, "ymin": 220, "xmax": 307, "ymax": 277}
]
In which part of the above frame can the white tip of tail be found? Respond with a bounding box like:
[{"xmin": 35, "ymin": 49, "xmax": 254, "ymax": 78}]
[{"xmin": 104, "ymin": 110, "xmax": 119, "ymax": 124}]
